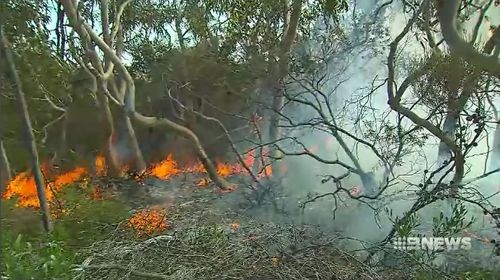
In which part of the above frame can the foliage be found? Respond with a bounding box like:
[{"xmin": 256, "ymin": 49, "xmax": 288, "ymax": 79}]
[
  {"xmin": 0, "ymin": 0, "xmax": 71, "ymax": 170},
  {"xmin": 432, "ymin": 202, "xmax": 475, "ymax": 237},
  {"xmin": 1, "ymin": 232, "xmax": 76, "ymax": 280},
  {"xmin": 1, "ymin": 183, "xmax": 130, "ymax": 279}
]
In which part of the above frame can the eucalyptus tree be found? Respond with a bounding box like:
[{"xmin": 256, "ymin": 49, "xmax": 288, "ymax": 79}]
[
  {"xmin": 122, "ymin": 0, "xmax": 349, "ymax": 179},
  {"xmin": 0, "ymin": 27, "xmax": 52, "ymax": 232},
  {"xmin": 360, "ymin": 0, "xmax": 500, "ymax": 258}
]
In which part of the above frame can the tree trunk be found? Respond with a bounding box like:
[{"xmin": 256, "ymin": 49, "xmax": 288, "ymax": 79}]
[
  {"xmin": 489, "ymin": 121, "xmax": 500, "ymax": 172},
  {"xmin": 1, "ymin": 28, "xmax": 52, "ymax": 232},
  {"xmin": 107, "ymin": 76, "xmax": 147, "ymax": 174},
  {"xmin": 96, "ymin": 81, "xmax": 122, "ymax": 176},
  {"xmin": 268, "ymin": 85, "xmax": 285, "ymax": 178},
  {"xmin": 111, "ymin": 107, "xmax": 146, "ymax": 173},
  {"xmin": 267, "ymin": 0, "xmax": 303, "ymax": 180},
  {"xmin": 436, "ymin": 111, "xmax": 458, "ymax": 178}
]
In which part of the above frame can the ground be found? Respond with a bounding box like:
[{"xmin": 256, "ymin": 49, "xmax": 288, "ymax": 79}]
[{"xmin": 1, "ymin": 174, "xmax": 499, "ymax": 279}]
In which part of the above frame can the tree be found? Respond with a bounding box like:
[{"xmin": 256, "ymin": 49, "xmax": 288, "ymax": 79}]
[
  {"xmin": 435, "ymin": 0, "xmax": 500, "ymax": 77},
  {"xmin": 367, "ymin": 0, "xmax": 500, "ymax": 256},
  {"xmin": 59, "ymin": 0, "xmax": 231, "ymax": 189},
  {"xmin": 0, "ymin": 27, "xmax": 52, "ymax": 232}
]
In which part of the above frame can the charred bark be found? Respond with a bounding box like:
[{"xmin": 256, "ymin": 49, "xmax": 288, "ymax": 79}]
[{"xmin": 1, "ymin": 28, "xmax": 52, "ymax": 232}]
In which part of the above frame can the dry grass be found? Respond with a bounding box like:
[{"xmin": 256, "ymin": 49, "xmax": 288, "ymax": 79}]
[{"xmin": 72, "ymin": 183, "xmax": 414, "ymax": 280}]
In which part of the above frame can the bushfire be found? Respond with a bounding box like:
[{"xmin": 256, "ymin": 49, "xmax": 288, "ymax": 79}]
[{"xmin": 2, "ymin": 150, "xmax": 272, "ymax": 208}]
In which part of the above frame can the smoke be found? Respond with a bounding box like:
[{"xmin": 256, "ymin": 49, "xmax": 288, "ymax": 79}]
[{"xmin": 241, "ymin": 1, "xmax": 500, "ymax": 265}]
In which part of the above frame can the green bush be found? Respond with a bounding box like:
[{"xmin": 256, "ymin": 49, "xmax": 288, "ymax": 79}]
[{"xmin": 2, "ymin": 233, "xmax": 75, "ymax": 280}]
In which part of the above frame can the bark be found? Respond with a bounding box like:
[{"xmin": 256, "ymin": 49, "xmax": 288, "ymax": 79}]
[
  {"xmin": 268, "ymin": 0, "xmax": 303, "ymax": 179},
  {"xmin": 1, "ymin": 28, "xmax": 52, "ymax": 232},
  {"xmin": 96, "ymin": 80, "xmax": 121, "ymax": 176},
  {"xmin": 111, "ymin": 106, "xmax": 147, "ymax": 173},
  {"xmin": 490, "ymin": 122, "xmax": 500, "ymax": 172}
]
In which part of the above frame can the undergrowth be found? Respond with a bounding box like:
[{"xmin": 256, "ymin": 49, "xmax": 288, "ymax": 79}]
[{"xmin": 1, "ymin": 182, "xmax": 499, "ymax": 280}]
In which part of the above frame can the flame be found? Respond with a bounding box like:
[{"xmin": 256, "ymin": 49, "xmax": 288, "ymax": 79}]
[
  {"xmin": 230, "ymin": 222, "xmax": 240, "ymax": 232},
  {"xmin": 149, "ymin": 154, "xmax": 179, "ymax": 179},
  {"xmin": 2, "ymin": 164, "xmax": 87, "ymax": 208},
  {"xmin": 49, "ymin": 167, "xmax": 86, "ymax": 190},
  {"xmin": 95, "ymin": 155, "xmax": 106, "ymax": 176},
  {"xmin": 127, "ymin": 206, "xmax": 168, "ymax": 237},
  {"xmin": 196, "ymin": 178, "xmax": 210, "ymax": 187},
  {"xmin": 350, "ymin": 186, "xmax": 362, "ymax": 197},
  {"xmin": 149, "ymin": 150, "xmax": 274, "ymax": 184},
  {"xmin": 3, "ymin": 148, "xmax": 276, "ymax": 209}
]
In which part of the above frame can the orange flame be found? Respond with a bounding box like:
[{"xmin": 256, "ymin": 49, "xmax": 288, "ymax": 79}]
[
  {"xmin": 3, "ymin": 148, "xmax": 277, "ymax": 209},
  {"xmin": 148, "ymin": 150, "xmax": 273, "ymax": 184},
  {"xmin": 95, "ymin": 155, "xmax": 106, "ymax": 176},
  {"xmin": 127, "ymin": 206, "xmax": 168, "ymax": 237},
  {"xmin": 230, "ymin": 222, "xmax": 240, "ymax": 232},
  {"xmin": 2, "ymin": 165, "xmax": 87, "ymax": 208},
  {"xmin": 149, "ymin": 154, "xmax": 179, "ymax": 179}
]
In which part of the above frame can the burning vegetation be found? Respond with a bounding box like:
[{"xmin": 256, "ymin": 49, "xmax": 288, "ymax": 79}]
[
  {"xmin": 2, "ymin": 148, "xmax": 272, "ymax": 211},
  {"xmin": 127, "ymin": 206, "xmax": 169, "ymax": 237}
]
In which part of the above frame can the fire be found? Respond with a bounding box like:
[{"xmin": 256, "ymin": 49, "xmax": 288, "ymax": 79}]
[
  {"xmin": 350, "ymin": 186, "xmax": 362, "ymax": 197},
  {"xmin": 196, "ymin": 178, "xmax": 210, "ymax": 187},
  {"xmin": 3, "ymin": 171, "xmax": 46, "ymax": 208},
  {"xmin": 149, "ymin": 150, "xmax": 273, "ymax": 184},
  {"xmin": 3, "ymin": 148, "xmax": 276, "ymax": 209},
  {"xmin": 127, "ymin": 206, "xmax": 168, "ymax": 237},
  {"xmin": 49, "ymin": 167, "xmax": 86, "ymax": 190},
  {"xmin": 149, "ymin": 154, "xmax": 179, "ymax": 179},
  {"xmin": 95, "ymin": 155, "xmax": 106, "ymax": 176},
  {"xmin": 230, "ymin": 222, "xmax": 240, "ymax": 232},
  {"xmin": 3, "ymin": 165, "xmax": 87, "ymax": 208}
]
